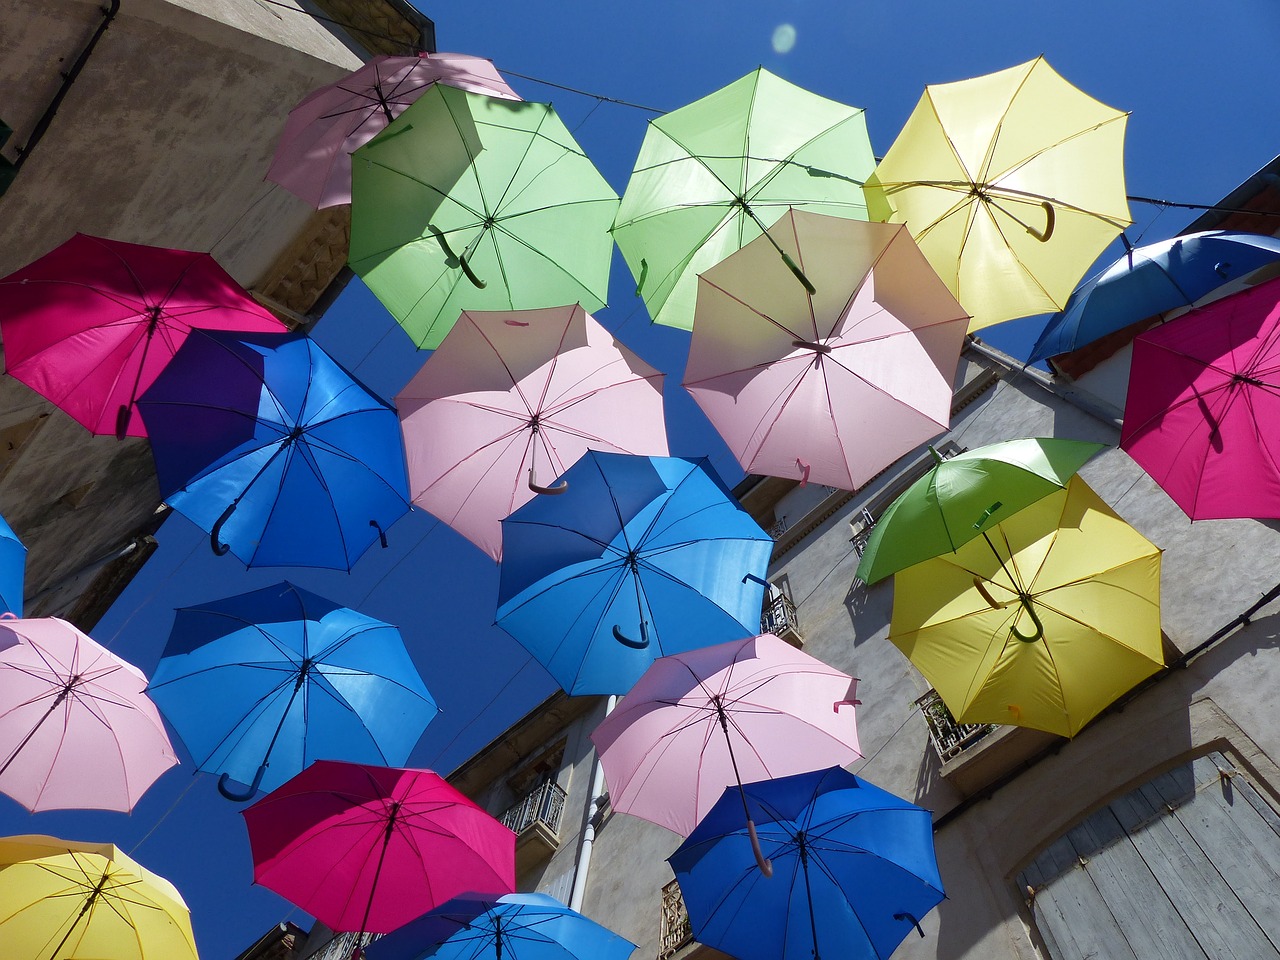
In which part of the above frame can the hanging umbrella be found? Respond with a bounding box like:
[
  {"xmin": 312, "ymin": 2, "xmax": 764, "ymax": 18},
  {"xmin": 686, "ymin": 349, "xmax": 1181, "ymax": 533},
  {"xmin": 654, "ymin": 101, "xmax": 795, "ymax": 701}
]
[
  {"xmin": 0, "ymin": 617, "xmax": 176, "ymax": 812},
  {"xmin": 243, "ymin": 760, "xmax": 515, "ymax": 936},
  {"xmin": 0, "ymin": 233, "xmax": 285, "ymax": 438},
  {"xmin": 1121, "ymin": 274, "xmax": 1280, "ymax": 519},
  {"xmin": 137, "ymin": 330, "xmax": 411, "ymax": 570},
  {"xmin": 864, "ymin": 57, "xmax": 1131, "ymax": 331},
  {"xmin": 396, "ymin": 304, "xmax": 668, "ymax": 560},
  {"xmin": 683, "ymin": 209, "xmax": 969, "ymax": 489},
  {"xmin": 612, "ymin": 66, "xmax": 875, "ymax": 331},
  {"xmin": 855, "ymin": 437, "xmax": 1107, "ymax": 585},
  {"xmin": 669, "ymin": 766, "xmax": 944, "ymax": 960},
  {"xmin": 0, "ymin": 835, "xmax": 199, "ymax": 960},
  {"xmin": 497, "ymin": 452, "xmax": 774, "ymax": 696},
  {"xmin": 267, "ymin": 52, "xmax": 520, "ymax": 209},
  {"xmin": 0, "ymin": 512, "xmax": 26, "ymax": 616},
  {"xmin": 889, "ymin": 475, "xmax": 1163, "ymax": 737},
  {"xmin": 147, "ymin": 582, "xmax": 437, "ymax": 802},
  {"xmin": 349, "ymin": 86, "xmax": 619, "ymax": 350}
]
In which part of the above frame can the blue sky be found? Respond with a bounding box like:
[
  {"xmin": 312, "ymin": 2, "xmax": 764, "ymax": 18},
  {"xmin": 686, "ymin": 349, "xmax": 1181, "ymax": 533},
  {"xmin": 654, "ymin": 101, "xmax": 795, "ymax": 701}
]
[{"xmin": 4, "ymin": 1, "xmax": 1279, "ymax": 957}]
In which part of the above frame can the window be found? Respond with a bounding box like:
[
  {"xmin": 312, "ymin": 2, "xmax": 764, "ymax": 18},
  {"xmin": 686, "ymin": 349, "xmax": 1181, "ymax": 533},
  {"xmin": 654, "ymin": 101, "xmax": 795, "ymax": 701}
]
[{"xmin": 0, "ymin": 120, "xmax": 16, "ymax": 195}]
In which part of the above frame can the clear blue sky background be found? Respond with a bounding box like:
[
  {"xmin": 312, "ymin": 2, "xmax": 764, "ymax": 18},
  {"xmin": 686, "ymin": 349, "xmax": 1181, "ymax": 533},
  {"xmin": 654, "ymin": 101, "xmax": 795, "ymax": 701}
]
[{"xmin": 4, "ymin": 2, "xmax": 1279, "ymax": 957}]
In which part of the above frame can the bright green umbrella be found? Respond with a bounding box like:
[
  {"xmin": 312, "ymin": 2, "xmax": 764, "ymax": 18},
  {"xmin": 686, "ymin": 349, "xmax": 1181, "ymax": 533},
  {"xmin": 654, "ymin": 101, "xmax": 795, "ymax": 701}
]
[
  {"xmin": 612, "ymin": 67, "xmax": 875, "ymax": 331},
  {"xmin": 350, "ymin": 85, "xmax": 619, "ymax": 350}
]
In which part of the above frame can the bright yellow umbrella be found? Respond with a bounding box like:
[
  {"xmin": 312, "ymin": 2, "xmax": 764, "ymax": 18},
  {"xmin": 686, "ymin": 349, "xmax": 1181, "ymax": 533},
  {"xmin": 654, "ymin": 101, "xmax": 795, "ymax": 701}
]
[
  {"xmin": 889, "ymin": 475, "xmax": 1162, "ymax": 738},
  {"xmin": 0, "ymin": 835, "xmax": 199, "ymax": 960},
  {"xmin": 865, "ymin": 57, "xmax": 1131, "ymax": 332}
]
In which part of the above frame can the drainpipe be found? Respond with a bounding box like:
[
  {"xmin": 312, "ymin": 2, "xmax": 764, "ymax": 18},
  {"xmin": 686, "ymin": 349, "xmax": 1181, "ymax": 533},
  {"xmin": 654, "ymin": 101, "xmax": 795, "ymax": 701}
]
[{"xmin": 569, "ymin": 695, "xmax": 615, "ymax": 912}]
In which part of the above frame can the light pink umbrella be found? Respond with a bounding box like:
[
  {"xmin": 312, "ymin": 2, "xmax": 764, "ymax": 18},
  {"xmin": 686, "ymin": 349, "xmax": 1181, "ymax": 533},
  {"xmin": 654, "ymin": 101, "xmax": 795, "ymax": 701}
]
[
  {"xmin": 396, "ymin": 305, "xmax": 668, "ymax": 560},
  {"xmin": 267, "ymin": 52, "xmax": 520, "ymax": 209},
  {"xmin": 684, "ymin": 209, "xmax": 970, "ymax": 489},
  {"xmin": 0, "ymin": 617, "xmax": 178, "ymax": 812}
]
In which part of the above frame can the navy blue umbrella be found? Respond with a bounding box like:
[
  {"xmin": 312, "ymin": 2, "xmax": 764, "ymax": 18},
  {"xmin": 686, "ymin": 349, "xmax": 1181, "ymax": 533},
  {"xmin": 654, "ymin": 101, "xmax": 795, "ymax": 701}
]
[{"xmin": 0, "ymin": 512, "xmax": 25, "ymax": 615}]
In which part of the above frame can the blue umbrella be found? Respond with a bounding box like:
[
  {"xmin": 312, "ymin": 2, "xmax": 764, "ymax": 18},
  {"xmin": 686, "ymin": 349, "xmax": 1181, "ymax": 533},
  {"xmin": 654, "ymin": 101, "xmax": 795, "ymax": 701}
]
[
  {"xmin": 137, "ymin": 330, "xmax": 411, "ymax": 570},
  {"xmin": 0, "ymin": 512, "xmax": 25, "ymax": 615},
  {"xmin": 669, "ymin": 766, "xmax": 944, "ymax": 960},
  {"xmin": 366, "ymin": 892, "xmax": 637, "ymax": 960},
  {"xmin": 496, "ymin": 452, "xmax": 773, "ymax": 696},
  {"xmin": 1030, "ymin": 230, "xmax": 1280, "ymax": 362},
  {"xmin": 147, "ymin": 581, "xmax": 437, "ymax": 801}
]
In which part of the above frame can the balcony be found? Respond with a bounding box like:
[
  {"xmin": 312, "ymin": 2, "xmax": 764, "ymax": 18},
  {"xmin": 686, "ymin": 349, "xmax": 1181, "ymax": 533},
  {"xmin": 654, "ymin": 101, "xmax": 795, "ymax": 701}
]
[
  {"xmin": 760, "ymin": 590, "xmax": 803, "ymax": 647},
  {"xmin": 659, "ymin": 879, "xmax": 694, "ymax": 960},
  {"xmin": 301, "ymin": 931, "xmax": 378, "ymax": 960},
  {"xmin": 499, "ymin": 779, "xmax": 567, "ymax": 872},
  {"xmin": 916, "ymin": 689, "xmax": 994, "ymax": 762}
]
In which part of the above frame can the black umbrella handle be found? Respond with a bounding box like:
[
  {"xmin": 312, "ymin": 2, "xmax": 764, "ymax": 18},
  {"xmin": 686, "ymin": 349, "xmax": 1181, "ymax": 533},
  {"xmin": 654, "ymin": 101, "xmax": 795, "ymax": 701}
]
[
  {"xmin": 611, "ymin": 621, "xmax": 649, "ymax": 649},
  {"xmin": 370, "ymin": 519, "xmax": 389, "ymax": 549},
  {"xmin": 894, "ymin": 912, "xmax": 926, "ymax": 938},
  {"xmin": 210, "ymin": 502, "xmax": 236, "ymax": 556},
  {"xmin": 218, "ymin": 764, "xmax": 267, "ymax": 802},
  {"xmin": 115, "ymin": 403, "xmax": 132, "ymax": 441}
]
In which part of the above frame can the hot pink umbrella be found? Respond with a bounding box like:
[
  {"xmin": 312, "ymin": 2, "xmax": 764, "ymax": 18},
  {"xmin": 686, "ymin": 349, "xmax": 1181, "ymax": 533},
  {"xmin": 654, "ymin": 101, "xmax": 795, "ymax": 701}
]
[
  {"xmin": 243, "ymin": 760, "xmax": 515, "ymax": 936},
  {"xmin": 0, "ymin": 233, "xmax": 285, "ymax": 438},
  {"xmin": 267, "ymin": 52, "xmax": 520, "ymax": 209},
  {"xmin": 396, "ymin": 304, "xmax": 668, "ymax": 560},
  {"xmin": 683, "ymin": 210, "xmax": 969, "ymax": 489},
  {"xmin": 0, "ymin": 617, "xmax": 177, "ymax": 812}
]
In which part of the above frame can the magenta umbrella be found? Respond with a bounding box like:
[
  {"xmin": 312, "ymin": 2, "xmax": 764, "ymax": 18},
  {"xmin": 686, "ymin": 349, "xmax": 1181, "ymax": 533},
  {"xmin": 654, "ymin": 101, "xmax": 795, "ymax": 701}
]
[
  {"xmin": 0, "ymin": 233, "xmax": 285, "ymax": 438},
  {"xmin": 267, "ymin": 52, "xmax": 520, "ymax": 209},
  {"xmin": 243, "ymin": 760, "xmax": 516, "ymax": 936},
  {"xmin": 0, "ymin": 617, "xmax": 177, "ymax": 812},
  {"xmin": 396, "ymin": 304, "xmax": 668, "ymax": 560}
]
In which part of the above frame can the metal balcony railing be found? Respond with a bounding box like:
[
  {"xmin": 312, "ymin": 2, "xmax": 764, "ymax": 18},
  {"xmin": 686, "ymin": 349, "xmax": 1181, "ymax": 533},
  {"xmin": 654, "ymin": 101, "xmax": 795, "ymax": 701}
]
[
  {"xmin": 917, "ymin": 689, "xmax": 995, "ymax": 762},
  {"xmin": 658, "ymin": 879, "xmax": 694, "ymax": 960},
  {"xmin": 499, "ymin": 779, "xmax": 567, "ymax": 837},
  {"xmin": 760, "ymin": 590, "xmax": 799, "ymax": 638},
  {"xmin": 301, "ymin": 930, "xmax": 378, "ymax": 960}
]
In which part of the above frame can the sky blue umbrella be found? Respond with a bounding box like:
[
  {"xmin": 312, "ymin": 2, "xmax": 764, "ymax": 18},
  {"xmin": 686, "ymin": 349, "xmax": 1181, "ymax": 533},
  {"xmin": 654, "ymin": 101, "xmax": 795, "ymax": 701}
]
[
  {"xmin": 1029, "ymin": 229, "xmax": 1280, "ymax": 362},
  {"xmin": 137, "ymin": 330, "xmax": 411, "ymax": 570},
  {"xmin": 0, "ymin": 512, "xmax": 25, "ymax": 616},
  {"xmin": 496, "ymin": 452, "xmax": 773, "ymax": 696},
  {"xmin": 669, "ymin": 766, "xmax": 944, "ymax": 960},
  {"xmin": 147, "ymin": 581, "xmax": 437, "ymax": 801}
]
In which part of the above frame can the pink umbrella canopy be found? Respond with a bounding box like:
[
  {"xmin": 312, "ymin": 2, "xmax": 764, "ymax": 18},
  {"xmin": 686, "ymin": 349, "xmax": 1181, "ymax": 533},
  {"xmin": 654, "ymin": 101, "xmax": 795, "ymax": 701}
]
[
  {"xmin": 396, "ymin": 304, "xmax": 669, "ymax": 560},
  {"xmin": 0, "ymin": 233, "xmax": 285, "ymax": 438},
  {"xmin": 0, "ymin": 617, "xmax": 177, "ymax": 812},
  {"xmin": 684, "ymin": 210, "xmax": 969, "ymax": 489},
  {"xmin": 267, "ymin": 52, "xmax": 520, "ymax": 209},
  {"xmin": 1121, "ymin": 274, "xmax": 1280, "ymax": 519},
  {"xmin": 243, "ymin": 760, "xmax": 516, "ymax": 936},
  {"xmin": 590, "ymin": 633, "xmax": 861, "ymax": 838}
]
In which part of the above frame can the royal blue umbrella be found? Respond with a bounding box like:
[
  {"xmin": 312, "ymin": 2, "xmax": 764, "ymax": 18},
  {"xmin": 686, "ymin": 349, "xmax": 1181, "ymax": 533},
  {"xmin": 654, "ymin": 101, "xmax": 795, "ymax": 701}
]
[
  {"xmin": 496, "ymin": 452, "xmax": 773, "ymax": 696},
  {"xmin": 1030, "ymin": 230, "xmax": 1280, "ymax": 362},
  {"xmin": 147, "ymin": 581, "xmax": 437, "ymax": 801},
  {"xmin": 137, "ymin": 330, "xmax": 411, "ymax": 570},
  {"xmin": 669, "ymin": 766, "xmax": 944, "ymax": 960},
  {"xmin": 0, "ymin": 512, "xmax": 26, "ymax": 615}
]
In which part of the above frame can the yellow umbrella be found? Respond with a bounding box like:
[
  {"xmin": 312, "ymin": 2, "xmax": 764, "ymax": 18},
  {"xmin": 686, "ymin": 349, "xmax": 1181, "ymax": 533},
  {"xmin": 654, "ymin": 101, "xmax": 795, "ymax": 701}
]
[
  {"xmin": 865, "ymin": 57, "xmax": 1131, "ymax": 332},
  {"xmin": 889, "ymin": 476, "xmax": 1162, "ymax": 738},
  {"xmin": 0, "ymin": 835, "xmax": 199, "ymax": 960}
]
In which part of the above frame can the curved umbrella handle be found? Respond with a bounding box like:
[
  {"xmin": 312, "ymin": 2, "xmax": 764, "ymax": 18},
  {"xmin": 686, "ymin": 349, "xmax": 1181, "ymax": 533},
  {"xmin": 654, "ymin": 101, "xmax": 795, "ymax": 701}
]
[
  {"xmin": 1010, "ymin": 598, "xmax": 1045, "ymax": 643},
  {"xmin": 1025, "ymin": 201, "xmax": 1056, "ymax": 243},
  {"xmin": 218, "ymin": 764, "xmax": 267, "ymax": 802},
  {"xmin": 427, "ymin": 225, "xmax": 486, "ymax": 289},
  {"xmin": 528, "ymin": 466, "xmax": 568, "ymax": 496},
  {"xmin": 612, "ymin": 621, "xmax": 649, "ymax": 649},
  {"xmin": 746, "ymin": 818, "xmax": 774, "ymax": 877},
  {"xmin": 458, "ymin": 252, "xmax": 487, "ymax": 290},
  {"xmin": 972, "ymin": 578, "xmax": 1005, "ymax": 610},
  {"xmin": 369, "ymin": 519, "xmax": 389, "ymax": 549},
  {"xmin": 115, "ymin": 404, "xmax": 132, "ymax": 441},
  {"xmin": 894, "ymin": 912, "xmax": 926, "ymax": 938},
  {"xmin": 779, "ymin": 250, "xmax": 817, "ymax": 295},
  {"xmin": 210, "ymin": 502, "xmax": 236, "ymax": 557},
  {"xmin": 635, "ymin": 258, "xmax": 648, "ymax": 298}
]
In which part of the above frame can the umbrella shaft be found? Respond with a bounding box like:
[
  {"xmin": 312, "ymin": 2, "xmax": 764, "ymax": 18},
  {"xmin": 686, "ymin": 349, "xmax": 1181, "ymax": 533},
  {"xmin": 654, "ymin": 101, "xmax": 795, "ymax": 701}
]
[{"xmin": 0, "ymin": 690, "xmax": 66, "ymax": 778}]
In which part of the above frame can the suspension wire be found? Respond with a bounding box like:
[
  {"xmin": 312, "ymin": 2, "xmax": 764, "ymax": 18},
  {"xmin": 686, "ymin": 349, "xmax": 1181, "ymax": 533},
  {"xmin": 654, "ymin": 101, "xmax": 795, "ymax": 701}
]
[
  {"xmin": 498, "ymin": 68, "xmax": 664, "ymax": 114},
  {"xmin": 1127, "ymin": 194, "xmax": 1280, "ymax": 218}
]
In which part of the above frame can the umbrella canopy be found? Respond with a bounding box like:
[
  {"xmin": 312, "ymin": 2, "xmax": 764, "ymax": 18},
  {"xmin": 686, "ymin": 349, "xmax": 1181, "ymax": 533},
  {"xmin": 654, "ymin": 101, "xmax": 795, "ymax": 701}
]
[
  {"xmin": 684, "ymin": 209, "xmax": 969, "ymax": 489},
  {"xmin": 137, "ymin": 330, "xmax": 411, "ymax": 570},
  {"xmin": 865, "ymin": 57, "xmax": 1131, "ymax": 331},
  {"xmin": 0, "ymin": 617, "xmax": 176, "ymax": 812},
  {"xmin": 612, "ymin": 67, "xmax": 875, "ymax": 331},
  {"xmin": 244, "ymin": 760, "xmax": 515, "ymax": 936},
  {"xmin": 350, "ymin": 85, "xmax": 619, "ymax": 350},
  {"xmin": 0, "ymin": 835, "xmax": 198, "ymax": 960},
  {"xmin": 267, "ymin": 52, "xmax": 520, "ymax": 209},
  {"xmin": 1030, "ymin": 230, "xmax": 1280, "ymax": 362},
  {"xmin": 0, "ymin": 512, "xmax": 26, "ymax": 616},
  {"xmin": 0, "ymin": 233, "xmax": 285, "ymax": 438},
  {"xmin": 855, "ymin": 437, "xmax": 1107, "ymax": 585},
  {"xmin": 396, "ymin": 305, "xmax": 668, "ymax": 560},
  {"xmin": 497, "ymin": 452, "xmax": 773, "ymax": 696},
  {"xmin": 1121, "ymin": 275, "xmax": 1280, "ymax": 519},
  {"xmin": 669, "ymin": 766, "xmax": 944, "ymax": 960},
  {"xmin": 889, "ymin": 475, "xmax": 1163, "ymax": 737},
  {"xmin": 148, "ymin": 582, "xmax": 437, "ymax": 801}
]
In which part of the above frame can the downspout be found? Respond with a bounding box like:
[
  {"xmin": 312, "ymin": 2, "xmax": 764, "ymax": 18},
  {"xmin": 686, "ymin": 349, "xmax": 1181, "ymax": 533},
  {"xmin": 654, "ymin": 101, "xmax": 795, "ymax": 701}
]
[{"xmin": 569, "ymin": 694, "xmax": 615, "ymax": 912}]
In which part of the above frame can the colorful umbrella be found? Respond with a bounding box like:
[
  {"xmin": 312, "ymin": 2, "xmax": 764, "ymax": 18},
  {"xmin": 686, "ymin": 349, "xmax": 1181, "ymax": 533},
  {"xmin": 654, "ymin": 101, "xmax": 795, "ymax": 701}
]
[
  {"xmin": 683, "ymin": 209, "xmax": 969, "ymax": 489},
  {"xmin": 396, "ymin": 305, "xmax": 668, "ymax": 560},
  {"xmin": 267, "ymin": 52, "xmax": 520, "ymax": 209},
  {"xmin": 0, "ymin": 512, "xmax": 26, "ymax": 616},
  {"xmin": 0, "ymin": 617, "xmax": 176, "ymax": 812},
  {"xmin": 148, "ymin": 582, "xmax": 437, "ymax": 801},
  {"xmin": 889, "ymin": 475, "xmax": 1163, "ymax": 737},
  {"xmin": 137, "ymin": 330, "xmax": 411, "ymax": 570},
  {"xmin": 865, "ymin": 57, "xmax": 1131, "ymax": 331},
  {"xmin": 350, "ymin": 86, "xmax": 619, "ymax": 350},
  {"xmin": 497, "ymin": 452, "xmax": 773, "ymax": 696},
  {"xmin": 0, "ymin": 835, "xmax": 199, "ymax": 960},
  {"xmin": 669, "ymin": 767, "xmax": 944, "ymax": 960},
  {"xmin": 612, "ymin": 67, "xmax": 875, "ymax": 331},
  {"xmin": 244, "ymin": 760, "xmax": 515, "ymax": 936},
  {"xmin": 0, "ymin": 233, "xmax": 285, "ymax": 438},
  {"xmin": 1121, "ymin": 275, "xmax": 1280, "ymax": 519}
]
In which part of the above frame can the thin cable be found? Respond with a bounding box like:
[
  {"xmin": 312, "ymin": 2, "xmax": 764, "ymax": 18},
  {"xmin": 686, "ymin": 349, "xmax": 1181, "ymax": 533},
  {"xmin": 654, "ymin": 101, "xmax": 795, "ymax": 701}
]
[
  {"xmin": 497, "ymin": 69, "xmax": 664, "ymax": 113},
  {"xmin": 423, "ymin": 657, "xmax": 539, "ymax": 771},
  {"xmin": 129, "ymin": 772, "xmax": 202, "ymax": 854},
  {"xmin": 207, "ymin": 182, "xmax": 281, "ymax": 259},
  {"xmin": 1127, "ymin": 194, "xmax": 1280, "ymax": 218}
]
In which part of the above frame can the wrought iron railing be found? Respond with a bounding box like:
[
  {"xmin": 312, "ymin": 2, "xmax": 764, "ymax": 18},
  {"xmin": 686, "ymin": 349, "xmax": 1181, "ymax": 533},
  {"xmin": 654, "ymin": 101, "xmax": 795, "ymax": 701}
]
[
  {"xmin": 499, "ymin": 779, "xmax": 567, "ymax": 837},
  {"xmin": 917, "ymin": 689, "xmax": 994, "ymax": 762},
  {"xmin": 760, "ymin": 590, "xmax": 799, "ymax": 637},
  {"xmin": 301, "ymin": 930, "xmax": 378, "ymax": 960},
  {"xmin": 658, "ymin": 879, "xmax": 694, "ymax": 960}
]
